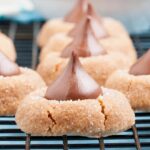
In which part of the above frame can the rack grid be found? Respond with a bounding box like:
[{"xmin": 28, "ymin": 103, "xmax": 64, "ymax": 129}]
[{"xmin": 0, "ymin": 22, "xmax": 150, "ymax": 150}]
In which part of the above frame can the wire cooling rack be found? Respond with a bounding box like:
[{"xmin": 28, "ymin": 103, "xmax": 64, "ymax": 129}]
[{"xmin": 0, "ymin": 21, "xmax": 150, "ymax": 150}]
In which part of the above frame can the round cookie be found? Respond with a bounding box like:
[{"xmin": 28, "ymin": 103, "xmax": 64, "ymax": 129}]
[
  {"xmin": 16, "ymin": 53, "xmax": 134, "ymax": 137},
  {"xmin": 0, "ymin": 32, "xmax": 16, "ymax": 61},
  {"xmin": 106, "ymin": 49, "xmax": 150, "ymax": 110},
  {"xmin": 0, "ymin": 68, "xmax": 45, "ymax": 115},
  {"xmin": 0, "ymin": 52, "xmax": 45, "ymax": 115},
  {"xmin": 15, "ymin": 87, "xmax": 135, "ymax": 137},
  {"xmin": 106, "ymin": 70, "xmax": 150, "ymax": 110}
]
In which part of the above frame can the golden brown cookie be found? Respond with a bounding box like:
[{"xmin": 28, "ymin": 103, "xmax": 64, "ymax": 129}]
[
  {"xmin": 15, "ymin": 87, "xmax": 135, "ymax": 137},
  {"xmin": 105, "ymin": 70, "xmax": 150, "ymax": 110},
  {"xmin": 16, "ymin": 53, "xmax": 134, "ymax": 137},
  {"xmin": 0, "ymin": 67, "xmax": 45, "ymax": 115},
  {"xmin": 106, "ymin": 49, "xmax": 150, "ymax": 111}
]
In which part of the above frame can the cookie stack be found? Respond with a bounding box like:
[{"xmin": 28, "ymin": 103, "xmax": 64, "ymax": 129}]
[
  {"xmin": 15, "ymin": 0, "xmax": 138, "ymax": 138},
  {"xmin": 3, "ymin": 0, "xmax": 149, "ymax": 139}
]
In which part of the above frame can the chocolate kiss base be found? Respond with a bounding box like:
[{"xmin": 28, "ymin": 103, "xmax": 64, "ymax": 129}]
[
  {"xmin": 45, "ymin": 52, "xmax": 102, "ymax": 100},
  {"xmin": 61, "ymin": 16, "xmax": 107, "ymax": 58}
]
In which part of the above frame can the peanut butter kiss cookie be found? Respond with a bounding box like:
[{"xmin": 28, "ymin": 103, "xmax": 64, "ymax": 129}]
[
  {"xmin": 16, "ymin": 53, "xmax": 135, "ymax": 137},
  {"xmin": 0, "ymin": 32, "xmax": 16, "ymax": 61},
  {"xmin": 37, "ymin": 14, "xmax": 133, "ymax": 86},
  {"xmin": 106, "ymin": 49, "xmax": 150, "ymax": 110},
  {"xmin": 0, "ymin": 52, "xmax": 45, "ymax": 115},
  {"xmin": 37, "ymin": 0, "xmax": 131, "ymax": 48},
  {"xmin": 40, "ymin": 3, "xmax": 136, "ymax": 63}
]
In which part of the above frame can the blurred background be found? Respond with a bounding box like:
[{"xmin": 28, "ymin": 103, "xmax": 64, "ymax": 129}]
[
  {"xmin": 0, "ymin": 0, "xmax": 150, "ymax": 34},
  {"xmin": 33, "ymin": 0, "xmax": 150, "ymax": 34}
]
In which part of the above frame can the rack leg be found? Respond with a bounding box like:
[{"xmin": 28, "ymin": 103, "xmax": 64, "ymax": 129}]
[
  {"xmin": 25, "ymin": 134, "xmax": 31, "ymax": 150},
  {"xmin": 99, "ymin": 137, "xmax": 105, "ymax": 150},
  {"xmin": 132, "ymin": 125, "xmax": 141, "ymax": 150},
  {"xmin": 63, "ymin": 135, "xmax": 68, "ymax": 150}
]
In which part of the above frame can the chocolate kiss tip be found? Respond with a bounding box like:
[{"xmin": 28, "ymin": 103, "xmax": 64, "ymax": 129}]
[
  {"xmin": 0, "ymin": 52, "xmax": 20, "ymax": 76},
  {"xmin": 71, "ymin": 51, "xmax": 77, "ymax": 63},
  {"xmin": 64, "ymin": 0, "xmax": 88, "ymax": 23},
  {"xmin": 129, "ymin": 49, "xmax": 150, "ymax": 76},
  {"xmin": 45, "ymin": 52, "xmax": 102, "ymax": 100},
  {"xmin": 61, "ymin": 12, "xmax": 107, "ymax": 58},
  {"xmin": 87, "ymin": 3, "xmax": 96, "ymax": 16},
  {"xmin": 68, "ymin": 2, "xmax": 108, "ymax": 39}
]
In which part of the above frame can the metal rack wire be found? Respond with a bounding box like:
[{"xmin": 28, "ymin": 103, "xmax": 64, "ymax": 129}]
[{"xmin": 0, "ymin": 21, "xmax": 150, "ymax": 150}]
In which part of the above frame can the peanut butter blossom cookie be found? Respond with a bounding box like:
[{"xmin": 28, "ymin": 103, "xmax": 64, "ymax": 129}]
[
  {"xmin": 16, "ymin": 53, "xmax": 135, "ymax": 137},
  {"xmin": 37, "ymin": 0, "xmax": 135, "ymax": 62},
  {"xmin": 39, "ymin": 3, "xmax": 136, "ymax": 63},
  {"xmin": 106, "ymin": 49, "xmax": 150, "ymax": 110},
  {"xmin": 0, "ymin": 52, "xmax": 45, "ymax": 115}
]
